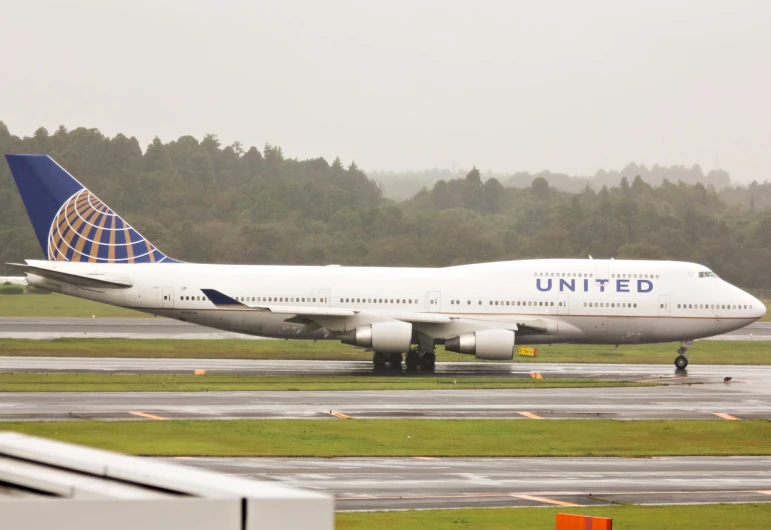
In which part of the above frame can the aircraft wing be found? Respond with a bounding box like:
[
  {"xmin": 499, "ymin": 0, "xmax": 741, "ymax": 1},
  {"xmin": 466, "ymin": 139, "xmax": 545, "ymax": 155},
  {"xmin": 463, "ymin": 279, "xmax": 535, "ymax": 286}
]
[
  {"xmin": 200, "ymin": 289, "xmax": 452, "ymax": 325},
  {"xmin": 200, "ymin": 289, "xmax": 574, "ymax": 339}
]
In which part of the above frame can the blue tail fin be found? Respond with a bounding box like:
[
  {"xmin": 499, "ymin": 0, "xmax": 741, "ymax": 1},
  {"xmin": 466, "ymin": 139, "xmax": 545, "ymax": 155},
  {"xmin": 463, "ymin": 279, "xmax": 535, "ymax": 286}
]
[{"xmin": 5, "ymin": 154, "xmax": 176, "ymax": 264}]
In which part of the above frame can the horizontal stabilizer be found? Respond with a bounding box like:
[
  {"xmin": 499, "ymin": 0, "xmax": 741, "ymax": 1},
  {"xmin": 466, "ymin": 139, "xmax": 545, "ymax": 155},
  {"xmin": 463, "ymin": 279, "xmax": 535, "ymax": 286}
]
[{"xmin": 9, "ymin": 262, "xmax": 133, "ymax": 289}]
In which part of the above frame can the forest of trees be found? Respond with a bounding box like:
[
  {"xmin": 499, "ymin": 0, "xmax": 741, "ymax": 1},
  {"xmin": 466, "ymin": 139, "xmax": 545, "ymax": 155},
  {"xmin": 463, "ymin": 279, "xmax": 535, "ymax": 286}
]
[
  {"xmin": 371, "ymin": 163, "xmax": 736, "ymax": 200},
  {"xmin": 2, "ymin": 121, "xmax": 771, "ymax": 290}
]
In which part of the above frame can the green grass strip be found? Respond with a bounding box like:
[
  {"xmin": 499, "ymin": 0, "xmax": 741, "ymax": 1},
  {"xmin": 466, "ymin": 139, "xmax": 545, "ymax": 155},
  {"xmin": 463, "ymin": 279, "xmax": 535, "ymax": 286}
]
[
  {"xmin": 336, "ymin": 504, "xmax": 771, "ymax": 530},
  {"xmin": 0, "ymin": 373, "xmax": 649, "ymax": 392},
  {"xmin": 1, "ymin": 338, "xmax": 771, "ymax": 365},
  {"xmin": 1, "ymin": 420, "xmax": 768, "ymax": 457}
]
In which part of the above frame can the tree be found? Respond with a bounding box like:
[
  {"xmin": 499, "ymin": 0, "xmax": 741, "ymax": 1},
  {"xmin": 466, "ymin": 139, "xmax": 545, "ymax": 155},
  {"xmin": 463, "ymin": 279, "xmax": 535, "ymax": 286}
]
[{"xmin": 531, "ymin": 177, "xmax": 549, "ymax": 200}]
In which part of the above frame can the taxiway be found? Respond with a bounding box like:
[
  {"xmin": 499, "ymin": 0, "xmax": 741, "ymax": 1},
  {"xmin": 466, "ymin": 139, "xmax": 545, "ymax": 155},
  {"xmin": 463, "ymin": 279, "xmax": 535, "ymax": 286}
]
[
  {"xmin": 0, "ymin": 362, "xmax": 767, "ymax": 421},
  {"xmin": 170, "ymin": 455, "xmax": 771, "ymax": 511}
]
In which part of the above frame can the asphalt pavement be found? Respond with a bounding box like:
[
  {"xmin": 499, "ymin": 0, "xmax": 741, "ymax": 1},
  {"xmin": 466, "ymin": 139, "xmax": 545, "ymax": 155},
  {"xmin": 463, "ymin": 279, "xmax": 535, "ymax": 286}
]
[
  {"xmin": 170, "ymin": 455, "xmax": 771, "ymax": 511},
  {"xmin": 0, "ymin": 362, "xmax": 766, "ymax": 421}
]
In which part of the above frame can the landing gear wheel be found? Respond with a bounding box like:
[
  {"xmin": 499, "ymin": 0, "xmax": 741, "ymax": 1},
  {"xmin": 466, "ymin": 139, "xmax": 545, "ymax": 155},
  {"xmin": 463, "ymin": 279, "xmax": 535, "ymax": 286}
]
[
  {"xmin": 421, "ymin": 351, "xmax": 436, "ymax": 371},
  {"xmin": 388, "ymin": 352, "xmax": 403, "ymax": 369},
  {"xmin": 372, "ymin": 351, "xmax": 387, "ymax": 368},
  {"xmin": 674, "ymin": 355, "xmax": 688, "ymax": 370},
  {"xmin": 405, "ymin": 350, "xmax": 420, "ymax": 370}
]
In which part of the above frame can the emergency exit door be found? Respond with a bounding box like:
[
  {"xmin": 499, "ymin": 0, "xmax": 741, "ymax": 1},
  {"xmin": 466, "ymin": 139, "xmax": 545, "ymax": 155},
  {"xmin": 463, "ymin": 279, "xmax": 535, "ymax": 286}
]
[
  {"xmin": 558, "ymin": 294, "xmax": 569, "ymax": 315},
  {"xmin": 658, "ymin": 295, "xmax": 670, "ymax": 316},
  {"xmin": 318, "ymin": 289, "xmax": 331, "ymax": 307},
  {"xmin": 428, "ymin": 291, "xmax": 441, "ymax": 313},
  {"xmin": 162, "ymin": 287, "xmax": 174, "ymax": 309}
]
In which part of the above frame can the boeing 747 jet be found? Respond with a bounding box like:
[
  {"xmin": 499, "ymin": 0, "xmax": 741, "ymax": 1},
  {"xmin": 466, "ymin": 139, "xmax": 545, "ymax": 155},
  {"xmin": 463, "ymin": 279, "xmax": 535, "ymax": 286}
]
[{"xmin": 5, "ymin": 154, "xmax": 766, "ymax": 370}]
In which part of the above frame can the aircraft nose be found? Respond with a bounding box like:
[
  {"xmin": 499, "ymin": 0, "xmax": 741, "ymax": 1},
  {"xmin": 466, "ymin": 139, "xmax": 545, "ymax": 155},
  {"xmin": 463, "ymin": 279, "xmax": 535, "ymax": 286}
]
[
  {"xmin": 747, "ymin": 292, "xmax": 767, "ymax": 319},
  {"xmin": 756, "ymin": 298, "xmax": 767, "ymax": 319}
]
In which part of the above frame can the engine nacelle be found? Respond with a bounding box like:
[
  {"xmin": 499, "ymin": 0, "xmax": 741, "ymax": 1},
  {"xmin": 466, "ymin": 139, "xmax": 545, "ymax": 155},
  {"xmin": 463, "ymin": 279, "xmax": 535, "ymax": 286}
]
[
  {"xmin": 445, "ymin": 329, "xmax": 516, "ymax": 360},
  {"xmin": 340, "ymin": 321, "xmax": 413, "ymax": 354}
]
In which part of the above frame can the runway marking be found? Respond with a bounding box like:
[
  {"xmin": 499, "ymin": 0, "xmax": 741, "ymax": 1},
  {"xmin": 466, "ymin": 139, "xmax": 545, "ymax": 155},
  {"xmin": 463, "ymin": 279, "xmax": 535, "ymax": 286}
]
[
  {"xmin": 517, "ymin": 411, "xmax": 544, "ymax": 419},
  {"xmin": 194, "ymin": 369, "xmax": 206, "ymax": 375},
  {"xmin": 327, "ymin": 411, "xmax": 353, "ymax": 419},
  {"xmin": 588, "ymin": 489, "xmax": 765, "ymax": 496},
  {"xmin": 713, "ymin": 412, "xmax": 740, "ymax": 420},
  {"xmin": 413, "ymin": 457, "xmax": 439, "ymax": 460},
  {"xmin": 510, "ymin": 494, "xmax": 578, "ymax": 506},
  {"xmin": 128, "ymin": 411, "xmax": 168, "ymax": 420},
  {"xmin": 336, "ymin": 493, "xmax": 509, "ymax": 501},
  {"xmin": 336, "ymin": 489, "xmax": 771, "ymax": 504},
  {"xmin": 530, "ymin": 372, "xmax": 543, "ymax": 379}
]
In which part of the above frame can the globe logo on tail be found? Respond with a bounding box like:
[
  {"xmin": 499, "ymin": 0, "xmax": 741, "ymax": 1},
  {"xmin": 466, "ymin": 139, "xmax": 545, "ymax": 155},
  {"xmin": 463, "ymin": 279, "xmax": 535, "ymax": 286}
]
[{"xmin": 47, "ymin": 189, "xmax": 168, "ymax": 263}]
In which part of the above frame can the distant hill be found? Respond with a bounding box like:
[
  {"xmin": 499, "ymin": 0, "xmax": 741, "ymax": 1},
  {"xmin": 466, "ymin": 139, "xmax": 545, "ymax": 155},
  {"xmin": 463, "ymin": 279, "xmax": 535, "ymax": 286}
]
[{"xmin": 371, "ymin": 163, "xmax": 733, "ymax": 200}]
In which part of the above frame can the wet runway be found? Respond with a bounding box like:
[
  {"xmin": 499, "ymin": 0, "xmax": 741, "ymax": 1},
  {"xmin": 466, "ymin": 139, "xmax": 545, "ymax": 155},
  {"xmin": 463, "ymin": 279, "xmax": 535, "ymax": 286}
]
[
  {"xmin": 169, "ymin": 456, "xmax": 771, "ymax": 511},
  {"xmin": 0, "ymin": 363, "xmax": 768, "ymax": 421},
  {"xmin": 0, "ymin": 317, "xmax": 768, "ymax": 340}
]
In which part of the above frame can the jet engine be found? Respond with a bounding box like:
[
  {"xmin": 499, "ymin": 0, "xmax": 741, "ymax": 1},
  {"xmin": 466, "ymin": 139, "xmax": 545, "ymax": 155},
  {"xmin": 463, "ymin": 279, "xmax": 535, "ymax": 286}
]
[
  {"xmin": 445, "ymin": 329, "xmax": 516, "ymax": 360},
  {"xmin": 340, "ymin": 321, "xmax": 413, "ymax": 354}
]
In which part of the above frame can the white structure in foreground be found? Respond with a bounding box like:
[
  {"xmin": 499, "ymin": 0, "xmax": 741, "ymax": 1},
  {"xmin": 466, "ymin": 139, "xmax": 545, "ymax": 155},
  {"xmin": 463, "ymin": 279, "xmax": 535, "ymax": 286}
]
[
  {"xmin": 0, "ymin": 276, "xmax": 27, "ymax": 286},
  {"xmin": 0, "ymin": 432, "xmax": 333, "ymax": 530}
]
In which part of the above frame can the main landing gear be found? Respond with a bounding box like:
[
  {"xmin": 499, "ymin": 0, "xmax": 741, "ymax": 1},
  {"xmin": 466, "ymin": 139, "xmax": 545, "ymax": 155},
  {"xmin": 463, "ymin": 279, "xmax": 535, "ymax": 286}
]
[
  {"xmin": 372, "ymin": 349, "xmax": 436, "ymax": 371},
  {"xmin": 373, "ymin": 351, "xmax": 387, "ymax": 368},
  {"xmin": 405, "ymin": 349, "xmax": 436, "ymax": 371},
  {"xmin": 372, "ymin": 351, "xmax": 405, "ymax": 369},
  {"xmin": 674, "ymin": 341, "xmax": 693, "ymax": 371}
]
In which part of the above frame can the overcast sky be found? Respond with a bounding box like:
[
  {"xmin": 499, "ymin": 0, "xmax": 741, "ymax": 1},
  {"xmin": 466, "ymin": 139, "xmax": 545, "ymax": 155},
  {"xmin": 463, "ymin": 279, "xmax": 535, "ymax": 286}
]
[{"xmin": 2, "ymin": 1, "xmax": 770, "ymax": 181}]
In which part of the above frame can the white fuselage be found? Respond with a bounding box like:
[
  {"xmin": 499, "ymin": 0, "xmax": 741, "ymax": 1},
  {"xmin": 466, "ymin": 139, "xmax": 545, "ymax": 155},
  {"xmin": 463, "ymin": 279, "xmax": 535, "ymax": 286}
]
[{"xmin": 26, "ymin": 258, "xmax": 765, "ymax": 347}]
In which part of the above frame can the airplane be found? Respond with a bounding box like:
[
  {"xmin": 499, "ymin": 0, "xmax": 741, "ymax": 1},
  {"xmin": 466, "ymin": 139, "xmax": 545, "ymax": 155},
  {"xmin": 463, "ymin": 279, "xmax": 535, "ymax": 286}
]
[{"xmin": 4, "ymin": 154, "xmax": 766, "ymax": 371}]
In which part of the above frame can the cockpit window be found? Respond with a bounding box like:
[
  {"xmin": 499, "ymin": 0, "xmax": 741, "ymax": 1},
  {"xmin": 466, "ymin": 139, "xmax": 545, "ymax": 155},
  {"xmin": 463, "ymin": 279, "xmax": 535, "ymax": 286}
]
[{"xmin": 699, "ymin": 271, "xmax": 719, "ymax": 278}]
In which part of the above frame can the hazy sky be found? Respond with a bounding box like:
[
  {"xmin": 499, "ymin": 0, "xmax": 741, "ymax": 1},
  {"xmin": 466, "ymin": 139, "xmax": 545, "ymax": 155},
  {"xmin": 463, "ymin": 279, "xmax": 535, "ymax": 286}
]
[{"xmin": 2, "ymin": 1, "xmax": 770, "ymax": 181}]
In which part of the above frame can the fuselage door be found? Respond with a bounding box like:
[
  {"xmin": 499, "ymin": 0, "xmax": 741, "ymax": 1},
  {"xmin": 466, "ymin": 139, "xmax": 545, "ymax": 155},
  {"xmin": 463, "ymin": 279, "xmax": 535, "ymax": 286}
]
[
  {"xmin": 558, "ymin": 294, "xmax": 569, "ymax": 315},
  {"xmin": 319, "ymin": 289, "xmax": 331, "ymax": 307},
  {"xmin": 162, "ymin": 287, "xmax": 174, "ymax": 309},
  {"xmin": 658, "ymin": 295, "xmax": 670, "ymax": 316},
  {"xmin": 428, "ymin": 291, "xmax": 441, "ymax": 313}
]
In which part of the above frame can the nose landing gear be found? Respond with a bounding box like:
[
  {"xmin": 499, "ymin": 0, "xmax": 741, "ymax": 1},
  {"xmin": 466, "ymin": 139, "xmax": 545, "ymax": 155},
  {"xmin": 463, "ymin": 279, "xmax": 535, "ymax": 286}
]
[{"xmin": 674, "ymin": 341, "xmax": 693, "ymax": 370}]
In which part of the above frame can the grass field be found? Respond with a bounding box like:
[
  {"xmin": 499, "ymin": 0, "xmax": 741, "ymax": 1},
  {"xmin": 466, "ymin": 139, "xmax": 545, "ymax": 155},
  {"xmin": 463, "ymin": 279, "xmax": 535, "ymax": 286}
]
[
  {"xmin": 336, "ymin": 504, "xmax": 771, "ymax": 530},
  {"xmin": 0, "ymin": 373, "xmax": 649, "ymax": 392},
  {"xmin": 2, "ymin": 420, "xmax": 768, "ymax": 457},
  {"xmin": 1, "ymin": 337, "xmax": 770, "ymax": 365}
]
